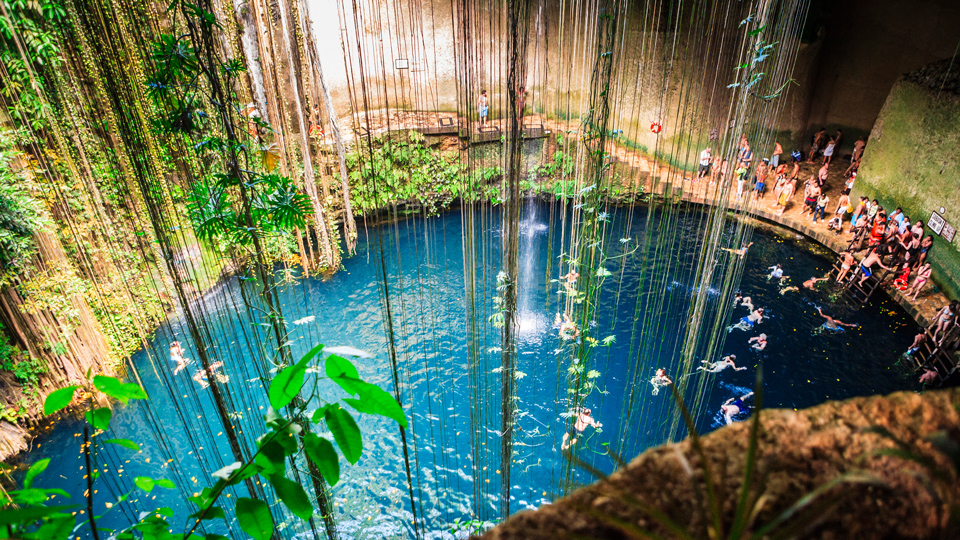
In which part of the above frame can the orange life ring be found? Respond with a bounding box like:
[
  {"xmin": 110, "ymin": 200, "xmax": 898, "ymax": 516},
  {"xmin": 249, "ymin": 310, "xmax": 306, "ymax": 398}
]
[{"xmin": 650, "ymin": 121, "xmax": 662, "ymax": 134}]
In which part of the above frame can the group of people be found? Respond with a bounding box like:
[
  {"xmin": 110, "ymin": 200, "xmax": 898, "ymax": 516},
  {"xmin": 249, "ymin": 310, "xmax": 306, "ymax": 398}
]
[{"xmin": 169, "ymin": 340, "xmax": 229, "ymax": 388}]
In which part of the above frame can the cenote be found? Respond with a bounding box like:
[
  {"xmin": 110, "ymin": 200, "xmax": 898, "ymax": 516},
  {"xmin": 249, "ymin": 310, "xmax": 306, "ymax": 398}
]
[{"xmin": 22, "ymin": 202, "xmax": 918, "ymax": 538}]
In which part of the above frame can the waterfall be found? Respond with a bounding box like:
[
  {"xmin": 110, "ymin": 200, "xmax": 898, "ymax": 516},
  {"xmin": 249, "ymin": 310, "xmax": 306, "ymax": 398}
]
[{"xmin": 517, "ymin": 196, "xmax": 546, "ymax": 335}]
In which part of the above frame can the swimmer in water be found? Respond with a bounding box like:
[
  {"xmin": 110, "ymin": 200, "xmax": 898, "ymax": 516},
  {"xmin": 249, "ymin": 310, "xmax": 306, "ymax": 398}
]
[
  {"xmin": 728, "ymin": 308, "xmax": 764, "ymax": 332},
  {"xmin": 650, "ymin": 368, "xmax": 673, "ymax": 395},
  {"xmin": 779, "ymin": 285, "xmax": 799, "ymax": 295},
  {"xmin": 919, "ymin": 368, "xmax": 939, "ymax": 386},
  {"xmin": 720, "ymin": 241, "xmax": 754, "ymax": 257},
  {"xmin": 722, "ymin": 391, "xmax": 754, "ymax": 425},
  {"xmin": 698, "ymin": 355, "xmax": 746, "ymax": 373},
  {"xmin": 170, "ymin": 341, "xmax": 190, "ymax": 375},
  {"xmin": 558, "ymin": 312, "xmax": 580, "ymax": 341},
  {"xmin": 803, "ymin": 275, "xmax": 830, "ymax": 290},
  {"xmin": 815, "ymin": 307, "xmax": 857, "ymax": 332},
  {"xmin": 748, "ymin": 334, "xmax": 767, "ymax": 351},
  {"xmin": 561, "ymin": 408, "xmax": 602, "ymax": 450},
  {"xmin": 193, "ymin": 361, "xmax": 228, "ymax": 388},
  {"xmin": 733, "ymin": 294, "xmax": 754, "ymax": 311},
  {"xmin": 561, "ymin": 269, "xmax": 579, "ymax": 292},
  {"xmin": 767, "ymin": 264, "xmax": 788, "ymax": 281}
]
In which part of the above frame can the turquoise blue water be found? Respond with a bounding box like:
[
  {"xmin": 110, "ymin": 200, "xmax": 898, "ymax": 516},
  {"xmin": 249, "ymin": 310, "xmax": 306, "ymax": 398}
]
[{"xmin": 21, "ymin": 202, "xmax": 918, "ymax": 538}]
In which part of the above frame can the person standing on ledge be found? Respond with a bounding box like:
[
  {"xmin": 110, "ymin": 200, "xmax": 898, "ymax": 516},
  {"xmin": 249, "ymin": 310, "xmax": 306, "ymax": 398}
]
[
  {"xmin": 697, "ymin": 146, "xmax": 712, "ymax": 180},
  {"xmin": 771, "ymin": 141, "xmax": 783, "ymax": 168},
  {"xmin": 478, "ymin": 90, "xmax": 488, "ymax": 127}
]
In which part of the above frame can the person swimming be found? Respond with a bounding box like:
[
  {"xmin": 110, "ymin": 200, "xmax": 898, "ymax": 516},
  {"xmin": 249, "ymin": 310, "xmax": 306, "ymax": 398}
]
[
  {"xmin": 803, "ymin": 275, "xmax": 829, "ymax": 290},
  {"xmin": 170, "ymin": 341, "xmax": 190, "ymax": 375},
  {"xmin": 748, "ymin": 334, "xmax": 767, "ymax": 351},
  {"xmin": 698, "ymin": 355, "xmax": 746, "ymax": 373},
  {"xmin": 728, "ymin": 308, "xmax": 764, "ymax": 332},
  {"xmin": 721, "ymin": 391, "xmax": 755, "ymax": 425},
  {"xmin": 814, "ymin": 306, "xmax": 857, "ymax": 334},
  {"xmin": 558, "ymin": 313, "xmax": 579, "ymax": 341},
  {"xmin": 767, "ymin": 264, "xmax": 787, "ymax": 281},
  {"xmin": 650, "ymin": 368, "xmax": 673, "ymax": 395},
  {"xmin": 779, "ymin": 285, "xmax": 799, "ymax": 295},
  {"xmin": 721, "ymin": 241, "xmax": 753, "ymax": 257},
  {"xmin": 193, "ymin": 361, "xmax": 228, "ymax": 388},
  {"xmin": 560, "ymin": 408, "xmax": 602, "ymax": 450}
]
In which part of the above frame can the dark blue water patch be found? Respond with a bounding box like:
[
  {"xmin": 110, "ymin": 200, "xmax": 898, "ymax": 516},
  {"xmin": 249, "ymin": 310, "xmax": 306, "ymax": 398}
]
[{"xmin": 18, "ymin": 202, "xmax": 918, "ymax": 539}]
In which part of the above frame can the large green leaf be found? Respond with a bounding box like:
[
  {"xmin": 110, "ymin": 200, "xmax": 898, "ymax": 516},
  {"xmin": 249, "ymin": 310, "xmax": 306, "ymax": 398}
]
[
  {"xmin": 324, "ymin": 405, "xmax": 362, "ymax": 464},
  {"xmin": 93, "ymin": 376, "xmax": 147, "ymax": 405},
  {"xmin": 24, "ymin": 458, "xmax": 49, "ymax": 489},
  {"xmin": 43, "ymin": 386, "xmax": 78, "ymax": 415},
  {"xmin": 324, "ymin": 355, "xmax": 362, "ymax": 395},
  {"xmin": 269, "ymin": 474, "xmax": 313, "ymax": 520},
  {"xmin": 134, "ymin": 477, "xmax": 155, "ymax": 493},
  {"xmin": 343, "ymin": 381, "xmax": 407, "ymax": 428},
  {"xmin": 253, "ymin": 439, "xmax": 286, "ymax": 476},
  {"xmin": 236, "ymin": 498, "xmax": 273, "ymax": 540},
  {"xmin": 303, "ymin": 433, "xmax": 340, "ymax": 486},
  {"xmin": 0, "ymin": 505, "xmax": 77, "ymax": 527},
  {"xmin": 103, "ymin": 438, "xmax": 140, "ymax": 452},
  {"xmin": 85, "ymin": 407, "xmax": 111, "ymax": 431},
  {"xmin": 268, "ymin": 352, "xmax": 313, "ymax": 410}
]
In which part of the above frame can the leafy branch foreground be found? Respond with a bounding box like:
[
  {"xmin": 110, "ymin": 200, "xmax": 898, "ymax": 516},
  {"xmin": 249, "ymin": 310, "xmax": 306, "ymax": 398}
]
[{"xmin": 0, "ymin": 344, "xmax": 406, "ymax": 540}]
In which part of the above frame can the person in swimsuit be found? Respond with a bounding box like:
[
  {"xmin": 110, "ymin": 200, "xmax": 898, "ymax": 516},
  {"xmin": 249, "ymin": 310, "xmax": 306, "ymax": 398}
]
[
  {"xmin": 748, "ymin": 333, "xmax": 767, "ymax": 351},
  {"xmin": 815, "ymin": 307, "xmax": 857, "ymax": 333},
  {"xmin": 561, "ymin": 408, "xmax": 602, "ymax": 450},
  {"xmin": 722, "ymin": 391, "xmax": 754, "ymax": 425},
  {"xmin": 193, "ymin": 361, "xmax": 227, "ymax": 389},
  {"xmin": 931, "ymin": 301, "xmax": 958, "ymax": 342},
  {"xmin": 721, "ymin": 242, "xmax": 753, "ymax": 257},
  {"xmin": 775, "ymin": 178, "xmax": 795, "ymax": 215},
  {"xmin": 650, "ymin": 368, "xmax": 673, "ymax": 395},
  {"xmin": 799, "ymin": 182, "xmax": 820, "ymax": 216},
  {"xmin": 478, "ymin": 90, "xmax": 489, "ymax": 127},
  {"xmin": 906, "ymin": 263, "xmax": 932, "ymax": 301},
  {"xmin": 729, "ymin": 308, "xmax": 764, "ymax": 332},
  {"xmin": 857, "ymin": 248, "xmax": 891, "ymax": 287},
  {"xmin": 803, "ymin": 275, "xmax": 829, "ymax": 290},
  {"xmin": 919, "ymin": 368, "xmax": 940, "ymax": 386},
  {"xmin": 699, "ymin": 355, "xmax": 746, "ymax": 373},
  {"xmin": 767, "ymin": 264, "xmax": 785, "ymax": 281},
  {"xmin": 916, "ymin": 236, "xmax": 933, "ymax": 268},
  {"xmin": 170, "ymin": 341, "xmax": 190, "ymax": 375},
  {"xmin": 906, "ymin": 331, "xmax": 928, "ymax": 356},
  {"xmin": 836, "ymin": 251, "xmax": 856, "ymax": 283}
]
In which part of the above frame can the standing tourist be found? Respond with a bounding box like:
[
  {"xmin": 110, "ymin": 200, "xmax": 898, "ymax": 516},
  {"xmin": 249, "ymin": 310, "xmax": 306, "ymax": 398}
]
[
  {"xmin": 478, "ymin": 90, "xmax": 489, "ymax": 127},
  {"xmin": 698, "ymin": 147, "xmax": 712, "ymax": 180}
]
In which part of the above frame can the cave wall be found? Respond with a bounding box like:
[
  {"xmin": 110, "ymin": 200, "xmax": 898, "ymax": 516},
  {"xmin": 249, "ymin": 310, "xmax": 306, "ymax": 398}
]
[
  {"xmin": 855, "ymin": 77, "xmax": 960, "ymax": 302},
  {"xmin": 307, "ymin": 0, "xmax": 813, "ymax": 171},
  {"xmin": 801, "ymin": 0, "xmax": 960, "ymax": 153}
]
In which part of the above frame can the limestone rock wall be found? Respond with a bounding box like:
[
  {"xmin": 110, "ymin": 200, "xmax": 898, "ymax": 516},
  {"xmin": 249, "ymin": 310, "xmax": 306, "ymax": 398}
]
[
  {"xmin": 482, "ymin": 388, "xmax": 960, "ymax": 539},
  {"xmin": 855, "ymin": 73, "xmax": 960, "ymax": 301}
]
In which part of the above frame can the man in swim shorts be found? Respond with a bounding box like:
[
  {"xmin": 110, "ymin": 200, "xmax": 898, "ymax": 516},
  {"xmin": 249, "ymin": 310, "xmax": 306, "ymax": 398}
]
[
  {"xmin": 816, "ymin": 307, "xmax": 857, "ymax": 332},
  {"xmin": 722, "ymin": 391, "xmax": 754, "ymax": 425},
  {"xmin": 857, "ymin": 248, "xmax": 891, "ymax": 287}
]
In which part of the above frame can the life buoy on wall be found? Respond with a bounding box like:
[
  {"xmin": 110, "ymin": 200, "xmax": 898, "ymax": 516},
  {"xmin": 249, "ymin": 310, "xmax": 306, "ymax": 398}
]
[{"xmin": 650, "ymin": 121, "xmax": 662, "ymax": 134}]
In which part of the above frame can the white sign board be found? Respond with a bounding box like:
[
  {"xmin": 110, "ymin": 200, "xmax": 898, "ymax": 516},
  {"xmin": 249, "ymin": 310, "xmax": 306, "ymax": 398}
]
[{"xmin": 929, "ymin": 211, "xmax": 946, "ymax": 235}]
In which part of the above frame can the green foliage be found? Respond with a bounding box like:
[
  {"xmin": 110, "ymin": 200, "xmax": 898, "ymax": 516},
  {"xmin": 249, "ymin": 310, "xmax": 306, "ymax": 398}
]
[
  {"xmin": 346, "ymin": 131, "xmax": 504, "ymax": 214},
  {"xmin": 42, "ymin": 385, "xmax": 77, "ymax": 415},
  {"xmin": 0, "ymin": 0, "xmax": 64, "ymax": 130},
  {"xmin": 12, "ymin": 346, "xmax": 406, "ymax": 540},
  {"xmin": 0, "ymin": 131, "xmax": 47, "ymax": 277}
]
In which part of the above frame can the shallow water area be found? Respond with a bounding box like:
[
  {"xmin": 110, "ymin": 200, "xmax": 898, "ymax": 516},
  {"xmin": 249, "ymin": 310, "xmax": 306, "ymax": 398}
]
[{"xmin": 21, "ymin": 202, "xmax": 919, "ymax": 539}]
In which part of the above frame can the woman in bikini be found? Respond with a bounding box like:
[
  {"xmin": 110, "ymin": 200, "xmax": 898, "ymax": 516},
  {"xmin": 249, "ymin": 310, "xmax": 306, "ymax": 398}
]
[
  {"xmin": 906, "ymin": 263, "xmax": 932, "ymax": 301},
  {"xmin": 931, "ymin": 301, "xmax": 958, "ymax": 342},
  {"xmin": 836, "ymin": 251, "xmax": 856, "ymax": 283}
]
